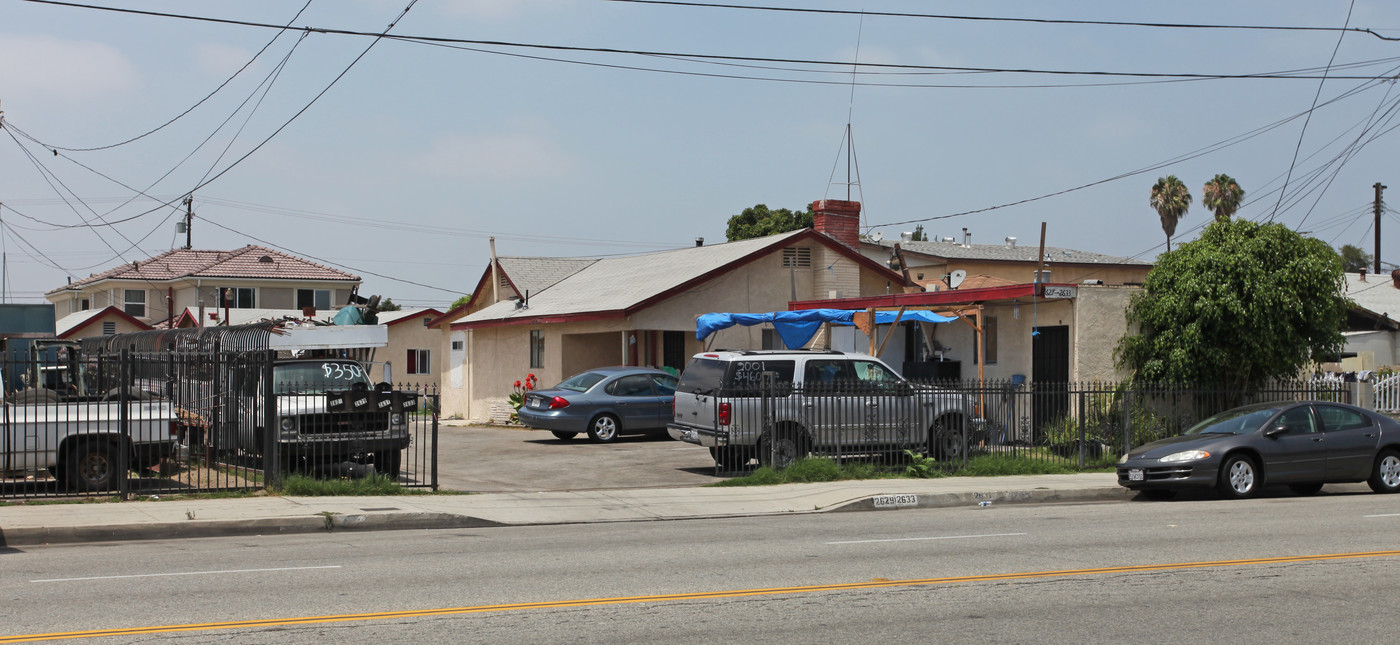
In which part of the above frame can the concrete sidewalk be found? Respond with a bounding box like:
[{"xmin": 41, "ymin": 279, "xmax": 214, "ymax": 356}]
[{"xmin": 0, "ymin": 473, "xmax": 1130, "ymax": 547}]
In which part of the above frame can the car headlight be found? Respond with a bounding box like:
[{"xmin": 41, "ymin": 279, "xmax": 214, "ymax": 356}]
[
  {"xmin": 1118, "ymin": 453, "xmax": 1129, "ymax": 464},
  {"xmin": 391, "ymin": 413, "xmax": 404, "ymax": 426},
  {"xmin": 280, "ymin": 417, "xmax": 296, "ymax": 432},
  {"xmin": 1161, "ymin": 449, "xmax": 1210, "ymax": 463}
]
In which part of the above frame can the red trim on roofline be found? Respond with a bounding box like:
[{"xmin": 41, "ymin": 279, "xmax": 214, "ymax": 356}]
[
  {"xmin": 58, "ymin": 306, "xmax": 154, "ymax": 338},
  {"xmin": 384, "ymin": 309, "xmax": 444, "ymax": 326},
  {"xmin": 451, "ymin": 310, "xmax": 625, "ymax": 330},
  {"xmin": 789, "ymin": 283, "xmax": 1074, "ymax": 310}
]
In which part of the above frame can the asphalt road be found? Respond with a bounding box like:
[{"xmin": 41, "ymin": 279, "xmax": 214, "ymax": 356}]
[
  {"xmin": 433, "ymin": 423, "xmax": 722, "ymax": 492},
  {"xmin": 5, "ymin": 490, "xmax": 1400, "ymax": 643}
]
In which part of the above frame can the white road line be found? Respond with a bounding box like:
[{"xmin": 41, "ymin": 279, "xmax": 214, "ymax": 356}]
[
  {"xmin": 1364, "ymin": 513, "xmax": 1400, "ymax": 518},
  {"xmin": 825, "ymin": 532, "xmax": 1027, "ymax": 545},
  {"xmin": 32, "ymin": 565, "xmax": 342, "ymax": 583}
]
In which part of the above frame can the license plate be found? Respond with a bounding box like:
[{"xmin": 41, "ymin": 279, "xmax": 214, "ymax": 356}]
[
  {"xmin": 1128, "ymin": 468, "xmax": 1144, "ymax": 482},
  {"xmin": 529, "ymin": 399, "xmax": 544, "ymax": 409}
]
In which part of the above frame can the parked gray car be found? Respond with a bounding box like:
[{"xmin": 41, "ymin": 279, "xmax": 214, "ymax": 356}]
[
  {"xmin": 518, "ymin": 367, "xmax": 678, "ymax": 442},
  {"xmin": 1117, "ymin": 400, "xmax": 1400, "ymax": 499},
  {"xmin": 668, "ymin": 349, "xmax": 974, "ymax": 469}
]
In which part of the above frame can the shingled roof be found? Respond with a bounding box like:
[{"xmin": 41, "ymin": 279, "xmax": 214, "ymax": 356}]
[
  {"xmin": 48, "ymin": 245, "xmax": 359, "ymax": 295},
  {"xmin": 872, "ymin": 239, "xmax": 1150, "ymax": 266}
]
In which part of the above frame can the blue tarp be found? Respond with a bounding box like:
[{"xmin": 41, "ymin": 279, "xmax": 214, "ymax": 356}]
[{"xmin": 696, "ymin": 309, "xmax": 956, "ymax": 349}]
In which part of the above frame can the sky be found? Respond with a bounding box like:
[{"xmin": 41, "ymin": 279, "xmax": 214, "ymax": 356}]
[{"xmin": 3, "ymin": 0, "xmax": 1400, "ymax": 308}]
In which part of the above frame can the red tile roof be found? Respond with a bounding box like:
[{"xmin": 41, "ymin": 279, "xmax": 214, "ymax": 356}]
[{"xmin": 48, "ymin": 246, "xmax": 358, "ymax": 295}]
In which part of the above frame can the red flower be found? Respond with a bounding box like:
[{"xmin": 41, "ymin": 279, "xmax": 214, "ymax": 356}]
[
  {"xmin": 528, "ymin": 373, "xmax": 537, "ymax": 380},
  {"xmin": 513, "ymin": 380, "xmax": 522, "ymax": 388}
]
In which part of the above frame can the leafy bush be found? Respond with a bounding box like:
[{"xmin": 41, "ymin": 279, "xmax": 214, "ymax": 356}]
[{"xmin": 904, "ymin": 450, "xmax": 950, "ymax": 479}]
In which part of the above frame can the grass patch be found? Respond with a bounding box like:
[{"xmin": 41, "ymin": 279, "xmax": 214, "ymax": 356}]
[
  {"xmin": 710, "ymin": 457, "xmax": 899, "ymax": 487},
  {"xmin": 710, "ymin": 452, "xmax": 1114, "ymax": 486},
  {"xmin": 274, "ymin": 473, "xmax": 429, "ymax": 496}
]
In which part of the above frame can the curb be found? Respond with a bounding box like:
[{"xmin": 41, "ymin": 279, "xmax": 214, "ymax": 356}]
[
  {"xmin": 831, "ymin": 486, "xmax": 1135, "ymax": 512},
  {"xmin": 0, "ymin": 513, "xmax": 504, "ymax": 548}
]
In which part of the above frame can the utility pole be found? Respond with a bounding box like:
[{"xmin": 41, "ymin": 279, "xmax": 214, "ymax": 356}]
[
  {"xmin": 1376, "ymin": 182, "xmax": 1386, "ymax": 275},
  {"xmin": 181, "ymin": 195, "xmax": 193, "ymax": 249}
]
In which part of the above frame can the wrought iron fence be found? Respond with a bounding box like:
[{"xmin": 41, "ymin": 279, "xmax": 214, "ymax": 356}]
[
  {"xmin": 1, "ymin": 348, "xmax": 438, "ymax": 500},
  {"xmin": 704, "ymin": 378, "xmax": 1353, "ymax": 475}
]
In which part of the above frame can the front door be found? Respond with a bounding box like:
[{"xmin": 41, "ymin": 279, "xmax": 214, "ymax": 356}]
[{"xmin": 1031, "ymin": 325, "xmax": 1070, "ymax": 442}]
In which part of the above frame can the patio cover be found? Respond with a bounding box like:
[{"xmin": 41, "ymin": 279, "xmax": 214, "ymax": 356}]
[{"xmin": 697, "ymin": 309, "xmax": 955, "ymax": 349}]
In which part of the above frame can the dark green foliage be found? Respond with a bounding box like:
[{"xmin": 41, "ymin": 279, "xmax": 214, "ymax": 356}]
[
  {"xmin": 725, "ymin": 204, "xmax": 814, "ymax": 241},
  {"xmin": 1116, "ymin": 219, "xmax": 1351, "ymax": 389},
  {"xmin": 1338, "ymin": 244, "xmax": 1372, "ymax": 273}
]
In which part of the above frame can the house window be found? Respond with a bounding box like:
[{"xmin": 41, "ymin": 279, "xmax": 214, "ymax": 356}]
[
  {"xmin": 218, "ymin": 287, "xmax": 256, "ymax": 308},
  {"xmin": 74, "ymin": 298, "xmax": 90, "ymax": 313},
  {"xmin": 979, "ymin": 316, "xmax": 998, "ymax": 365},
  {"xmin": 451, "ymin": 340, "xmax": 464, "ymax": 351},
  {"xmin": 406, "ymin": 349, "xmax": 430, "ymax": 375},
  {"xmin": 529, "ymin": 330, "xmax": 545, "ymax": 369},
  {"xmin": 123, "ymin": 289, "xmax": 146, "ymax": 317},
  {"xmin": 102, "ymin": 321, "xmax": 116, "ymax": 335},
  {"xmin": 782, "ymin": 247, "xmax": 811, "ymax": 268},
  {"xmin": 296, "ymin": 289, "xmax": 332, "ymax": 310}
]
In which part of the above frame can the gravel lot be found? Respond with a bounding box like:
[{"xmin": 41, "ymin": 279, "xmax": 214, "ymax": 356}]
[{"xmin": 433, "ymin": 422, "xmax": 724, "ymax": 492}]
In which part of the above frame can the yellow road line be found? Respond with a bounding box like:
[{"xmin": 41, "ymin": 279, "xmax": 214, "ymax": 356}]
[{"xmin": 5, "ymin": 549, "xmax": 1397, "ymax": 643}]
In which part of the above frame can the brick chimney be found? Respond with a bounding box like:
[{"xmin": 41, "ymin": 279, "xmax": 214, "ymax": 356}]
[{"xmin": 811, "ymin": 199, "xmax": 861, "ymax": 250}]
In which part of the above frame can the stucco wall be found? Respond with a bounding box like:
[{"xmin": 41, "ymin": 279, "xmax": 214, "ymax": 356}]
[
  {"xmin": 378, "ymin": 315, "xmax": 445, "ymax": 388},
  {"xmin": 1070, "ymin": 286, "xmax": 1135, "ymax": 382}
]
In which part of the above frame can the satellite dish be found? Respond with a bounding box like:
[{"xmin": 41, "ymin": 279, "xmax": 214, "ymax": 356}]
[
  {"xmin": 948, "ymin": 270, "xmax": 967, "ymax": 289},
  {"xmin": 869, "ymin": 231, "xmax": 884, "ymax": 242}
]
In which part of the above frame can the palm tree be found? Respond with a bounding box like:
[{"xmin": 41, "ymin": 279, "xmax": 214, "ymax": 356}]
[
  {"xmin": 1150, "ymin": 175, "xmax": 1192, "ymax": 252},
  {"xmin": 1202, "ymin": 173, "xmax": 1244, "ymax": 221}
]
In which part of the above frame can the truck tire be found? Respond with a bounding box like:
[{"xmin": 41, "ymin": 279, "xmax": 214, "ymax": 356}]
[
  {"xmin": 929, "ymin": 415, "xmax": 965, "ymax": 461},
  {"xmin": 373, "ymin": 449, "xmax": 402, "ymax": 480},
  {"xmin": 67, "ymin": 440, "xmax": 123, "ymax": 492}
]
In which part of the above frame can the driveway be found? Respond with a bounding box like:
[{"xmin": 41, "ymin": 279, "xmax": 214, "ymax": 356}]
[{"xmin": 433, "ymin": 422, "xmax": 723, "ymax": 492}]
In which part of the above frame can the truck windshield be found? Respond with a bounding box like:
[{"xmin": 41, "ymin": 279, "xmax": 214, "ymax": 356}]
[{"xmin": 273, "ymin": 361, "xmax": 371, "ymax": 394}]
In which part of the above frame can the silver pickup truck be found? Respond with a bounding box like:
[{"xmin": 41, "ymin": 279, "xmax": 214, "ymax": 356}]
[{"xmin": 0, "ymin": 372, "xmax": 179, "ymax": 492}]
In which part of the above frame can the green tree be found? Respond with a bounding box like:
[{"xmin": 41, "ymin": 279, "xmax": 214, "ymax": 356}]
[
  {"xmin": 910, "ymin": 224, "xmax": 928, "ymax": 241},
  {"xmin": 725, "ymin": 204, "xmax": 814, "ymax": 241},
  {"xmin": 1201, "ymin": 173, "xmax": 1244, "ymax": 221},
  {"xmin": 377, "ymin": 298, "xmax": 402, "ymax": 312},
  {"xmin": 449, "ymin": 295, "xmax": 471, "ymax": 310},
  {"xmin": 1116, "ymin": 219, "xmax": 1351, "ymax": 389},
  {"xmin": 1150, "ymin": 175, "xmax": 1192, "ymax": 252},
  {"xmin": 1338, "ymin": 244, "xmax": 1372, "ymax": 273}
]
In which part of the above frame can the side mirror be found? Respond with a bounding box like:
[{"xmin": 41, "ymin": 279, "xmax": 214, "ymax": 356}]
[{"xmin": 1264, "ymin": 425, "xmax": 1288, "ymax": 438}]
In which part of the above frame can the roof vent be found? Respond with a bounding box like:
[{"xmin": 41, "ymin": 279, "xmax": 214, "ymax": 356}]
[
  {"xmin": 962, "ymin": 228, "xmax": 971, "ymax": 247},
  {"xmin": 1005, "ymin": 236, "xmax": 1017, "ymax": 247},
  {"xmin": 259, "ymin": 255, "xmax": 274, "ymax": 263},
  {"xmin": 941, "ymin": 236, "xmax": 955, "ymax": 243},
  {"xmin": 695, "ymin": 237, "xmax": 704, "ymax": 247},
  {"xmin": 900, "ymin": 232, "xmax": 914, "ymax": 242}
]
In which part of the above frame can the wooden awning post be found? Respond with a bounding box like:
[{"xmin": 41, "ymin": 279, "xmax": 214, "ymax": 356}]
[{"xmin": 874, "ymin": 306, "xmax": 906, "ymax": 358}]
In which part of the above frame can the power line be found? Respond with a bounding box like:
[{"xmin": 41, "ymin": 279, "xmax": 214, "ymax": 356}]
[
  {"xmin": 15, "ymin": 0, "xmax": 1400, "ymax": 82},
  {"xmin": 36, "ymin": 0, "xmax": 315, "ymax": 152},
  {"xmin": 603, "ymin": 0, "xmax": 1400, "ymax": 41}
]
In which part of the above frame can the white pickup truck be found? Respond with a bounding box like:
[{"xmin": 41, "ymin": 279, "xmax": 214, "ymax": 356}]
[{"xmin": 0, "ymin": 373, "xmax": 180, "ymax": 492}]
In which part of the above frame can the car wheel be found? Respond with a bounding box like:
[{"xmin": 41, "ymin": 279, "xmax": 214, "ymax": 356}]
[
  {"xmin": 1142, "ymin": 489, "xmax": 1177, "ymax": 501},
  {"xmin": 373, "ymin": 449, "xmax": 402, "ymax": 480},
  {"xmin": 1217, "ymin": 454, "xmax": 1260, "ymax": 499},
  {"xmin": 588, "ymin": 414, "xmax": 620, "ymax": 443},
  {"xmin": 1289, "ymin": 482, "xmax": 1324, "ymax": 496},
  {"xmin": 1367, "ymin": 449, "xmax": 1400, "ymax": 493},
  {"xmin": 759, "ymin": 429, "xmax": 808, "ymax": 469},
  {"xmin": 551, "ymin": 431, "xmax": 578, "ymax": 441},
  {"xmin": 928, "ymin": 415, "xmax": 964, "ymax": 461},
  {"xmin": 67, "ymin": 440, "xmax": 122, "ymax": 493},
  {"xmin": 709, "ymin": 446, "xmax": 750, "ymax": 471}
]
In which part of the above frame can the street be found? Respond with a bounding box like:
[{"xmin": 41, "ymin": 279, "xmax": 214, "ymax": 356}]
[{"xmin": 4, "ymin": 491, "xmax": 1399, "ymax": 643}]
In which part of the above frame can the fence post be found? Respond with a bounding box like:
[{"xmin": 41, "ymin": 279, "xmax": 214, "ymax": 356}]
[
  {"xmin": 263, "ymin": 349, "xmax": 279, "ymax": 490},
  {"xmin": 431, "ymin": 390, "xmax": 440, "ymax": 491},
  {"xmin": 1122, "ymin": 388, "xmax": 1132, "ymax": 457},
  {"xmin": 1077, "ymin": 389, "xmax": 1086, "ymax": 470},
  {"xmin": 118, "ymin": 348, "xmax": 131, "ymax": 499}
]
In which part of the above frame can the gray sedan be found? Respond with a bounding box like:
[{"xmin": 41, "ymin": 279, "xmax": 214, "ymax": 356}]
[
  {"xmin": 1117, "ymin": 401, "xmax": 1400, "ymax": 499},
  {"xmin": 517, "ymin": 367, "xmax": 679, "ymax": 442}
]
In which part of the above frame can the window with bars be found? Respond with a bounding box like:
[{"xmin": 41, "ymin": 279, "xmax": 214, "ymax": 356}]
[
  {"xmin": 529, "ymin": 330, "xmax": 545, "ymax": 369},
  {"xmin": 782, "ymin": 247, "xmax": 812, "ymax": 268}
]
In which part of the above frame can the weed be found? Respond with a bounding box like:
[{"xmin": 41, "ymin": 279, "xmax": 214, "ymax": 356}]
[{"xmin": 276, "ymin": 473, "xmax": 417, "ymax": 496}]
